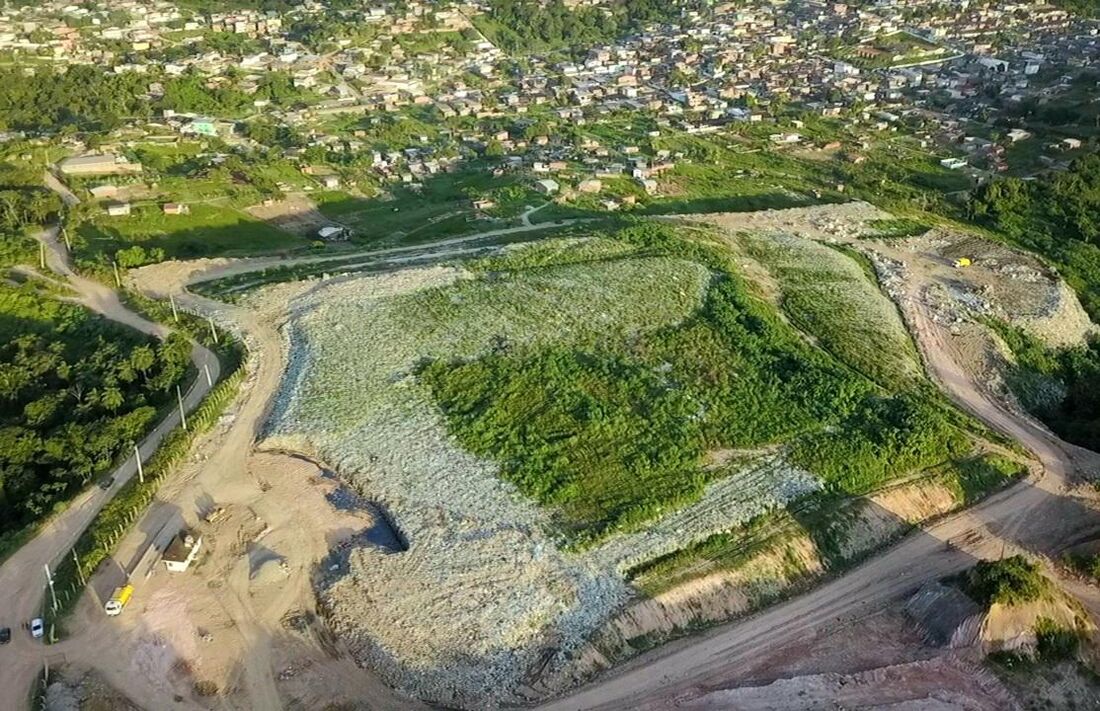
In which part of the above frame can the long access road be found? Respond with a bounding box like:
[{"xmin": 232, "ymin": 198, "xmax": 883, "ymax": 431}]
[{"xmin": 0, "ymin": 226, "xmax": 219, "ymax": 711}]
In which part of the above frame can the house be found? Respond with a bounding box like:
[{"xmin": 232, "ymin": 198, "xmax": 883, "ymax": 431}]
[
  {"xmin": 1006, "ymin": 129, "xmax": 1032, "ymax": 143},
  {"xmin": 319, "ymin": 174, "xmax": 341, "ymax": 189},
  {"xmin": 162, "ymin": 203, "xmax": 190, "ymax": 215},
  {"xmin": 534, "ymin": 179, "xmax": 560, "ymax": 195},
  {"xmin": 189, "ymin": 117, "xmax": 218, "ymax": 136},
  {"xmin": 105, "ymin": 202, "xmax": 131, "ymax": 217},
  {"xmin": 59, "ymin": 154, "xmax": 143, "ymax": 176},
  {"xmin": 577, "ymin": 179, "xmax": 603, "ymax": 194},
  {"xmin": 1062, "ymin": 138, "xmax": 1082, "ymax": 150},
  {"xmin": 162, "ymin": 530, "xmax": 202, "ymax": 573}
]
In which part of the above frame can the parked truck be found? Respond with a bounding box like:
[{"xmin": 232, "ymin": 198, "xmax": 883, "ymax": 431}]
[{"xmin": 104, "ymin": 584, "xmax": 133, "ymax": 616}]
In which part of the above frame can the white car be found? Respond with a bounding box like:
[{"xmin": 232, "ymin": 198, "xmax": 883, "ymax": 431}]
[{"xmin": 29, "ymin": 618, "xmax": 44, "ymax": 639}]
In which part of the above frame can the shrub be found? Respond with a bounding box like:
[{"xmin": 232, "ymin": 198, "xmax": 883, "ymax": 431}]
[
  {"xmin": 963, "ymin": 556, "xmax": 1050, "ymax": 607},
  {"xmin": 1034, "ymin": 617, "xmax": 1080, "ymax": 661}
]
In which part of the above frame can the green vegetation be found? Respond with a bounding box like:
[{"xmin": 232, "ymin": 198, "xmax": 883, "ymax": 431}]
[
  {"xmin": 0, "ymin": 283, "xmax": 192, "ymax": 543},
  {"xmin": 76, "ymin": 202, "xmax": 299, "ymax": 263},
  {"xmin": 963, "ymin": 555, "xmax": 1052, "ymax": 607},
  {"xmin": 987, "ymin": 320, "xmax": 1100, "ymax": 453},
  {"xmin": 474, "ymin": 0, "xmax": 693, "ymax": 54},
  {"xmin": 1063, "ymin": 549, "xmax": 1100, "ymax": 581},
  {"xmin": 0, "ymin": 163, "xmax": 61, "ymax": 240},
  {"xmin": 419, "ymin": 223, "xmax": 974, "ymax": 544},
  {"xmin": 1051, "ymin": 0, "xmax": 1100, "ymax": 17},
  {"xmin": 0, "ymin": 66, "xmax": 315, "ymax": 132},
  {"xmin": 739, "ymin": 232, "xmax": 921, "ymax": 388},
  {"xmin": 1034, "ymin": 617, "xmax": 1081, "ymax": 661},
  {"xmin": 864, "ymin": 218, "xmax": 932, "ymax": 239}
]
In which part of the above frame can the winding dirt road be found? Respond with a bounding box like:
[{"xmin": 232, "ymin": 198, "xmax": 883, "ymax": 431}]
[{"xmin": 0, "ymin": 227, "xmax": 219, "ymax": 711}]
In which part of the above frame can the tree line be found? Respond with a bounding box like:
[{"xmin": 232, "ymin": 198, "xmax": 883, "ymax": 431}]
[{"xmin": 476, "ymin": 0, "xmax": 697, "ymax": 54}]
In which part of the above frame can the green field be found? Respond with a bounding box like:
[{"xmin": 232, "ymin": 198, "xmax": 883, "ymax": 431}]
[{"xmin": 75, "ymin": 201, "xmax": 301, "ymax": 264}]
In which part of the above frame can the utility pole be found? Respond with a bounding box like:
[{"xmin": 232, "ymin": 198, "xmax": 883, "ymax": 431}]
[
  {"xmin": 39, "ymin": 242, "xmax": 46, "ymax": 270},
  {"xmin": 169, "ymin": 293, "xmax": 179, "ymax": 322},
  {"xmin": 112, "ymin": 261, "xmax": 121, "ymax": 288},
  {"xmin": 72, "ymin": 550, "xmax": 85, "ymax": 587},
  {"xmin": 177, "ymin": 385, "xmax": 187, "ymax": 431},
  {"xmin": 44, "ymin": 563, "xmax": 58, "ymax": 612},
  {"xmin": 204, "ymin": 363, "xmax": 213, "ymax": 387},
  {"xmin": 207, "ymin": 317, "xmax": 219, "ymax": 344},
  {"xmin": 135, "ymin": 445, "xmax": 144, "ymax": 484},
  {"xmin": 61, "ymin": 227, "xmax": 71, "ymax": 250}
]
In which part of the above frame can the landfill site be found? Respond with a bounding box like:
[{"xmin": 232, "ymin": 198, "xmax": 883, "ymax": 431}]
[{"xmin": 25, "ymin": 202, "xmax": 1100, "ymax": 711}]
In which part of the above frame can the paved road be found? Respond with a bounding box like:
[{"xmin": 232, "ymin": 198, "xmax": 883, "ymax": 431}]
[{"xmin": 0, "ymin": 226, "xmax": 219, "ymax": 711}]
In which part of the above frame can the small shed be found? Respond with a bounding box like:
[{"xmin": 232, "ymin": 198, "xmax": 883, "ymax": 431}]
[
  {"xmin": 162, "ymin": 203, "xmax": 190, "ymax": 215},
  {"xmin": 105, "ymin": 202, "xmax": 131, "ymax": 217},
  {"xmin": 318, "ymin": 225, "xmax": 348, "ymax": 241},
  {"xmin": 163, "ymin": 530, "xmax": 202, "ymax": 573}
]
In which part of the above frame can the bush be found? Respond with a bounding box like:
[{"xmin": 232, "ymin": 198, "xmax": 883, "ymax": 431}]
[
  {"xmin": 1035, "ymin": 616, "xmax": 1080, "ymax": 661},
  {"xmin": 963, "ymin": 556, "xmax": 1051, "ymax": 607}
]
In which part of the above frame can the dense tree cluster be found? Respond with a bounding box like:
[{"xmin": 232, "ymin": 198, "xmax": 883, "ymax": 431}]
[
  {"xmin": 0, "ymin": 162, "xmax": 61, "ymax": 234},
  {"xmin": 0, "ymin": 295, "xmax": 191, "ymax": 534},
  {"xmin": 477, "ymin": 0, "xmax": 695, "ymax": 53},
  {"xmin": 0, "ymin": 66, "xmax": 313, "ymax": 133},
  {"xmin": 0, "ymin": 65, "xmax": 152, "ymax": 132}
]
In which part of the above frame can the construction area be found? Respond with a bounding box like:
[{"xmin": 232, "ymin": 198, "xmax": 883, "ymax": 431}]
[{"xmin": 22, "ymin": 202, "xmax": 1100, "ymax": 711}]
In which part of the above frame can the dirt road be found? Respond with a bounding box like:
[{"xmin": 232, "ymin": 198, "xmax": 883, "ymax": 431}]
[{"xmin": 0, "ymin": 228, "xmax": 219, "ymax": 711}]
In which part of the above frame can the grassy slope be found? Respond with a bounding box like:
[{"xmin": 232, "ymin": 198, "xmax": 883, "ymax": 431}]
[
  {"xmin": 737, "ymin": 231, "xmax": 922, "ymax": 389},
  {"xmin": 419, "ymin": 224, "xmax": 977, "ymax": 546}
]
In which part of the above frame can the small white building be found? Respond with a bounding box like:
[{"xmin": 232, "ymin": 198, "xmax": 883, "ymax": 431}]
[
  {"xmin": 534, "ymin": 179, "xmax": 560, "ymax": 195},
  {"xmin": 163, "ymin": 531, "xmax": 202, "ymax": 573},
  {"xmin": 105, "ymin": 202, "xmax": 131, "ymax": 217}
]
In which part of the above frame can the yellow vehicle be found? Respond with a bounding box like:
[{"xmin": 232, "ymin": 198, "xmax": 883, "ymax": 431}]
[
  {"xmin": 953, "ymin": 257, "xmax": 972, "ymax": 268},
  {"xmin": 105, "ymin": 584, "xmax": 133, "ymax": 616}
]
